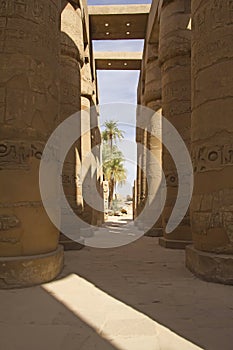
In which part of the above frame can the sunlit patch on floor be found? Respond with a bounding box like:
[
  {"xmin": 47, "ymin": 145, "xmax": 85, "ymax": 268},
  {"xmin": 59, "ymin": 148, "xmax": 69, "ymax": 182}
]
[{"xmin": 43, "ymin": 273, "xmax": 202, "ymax": 350}]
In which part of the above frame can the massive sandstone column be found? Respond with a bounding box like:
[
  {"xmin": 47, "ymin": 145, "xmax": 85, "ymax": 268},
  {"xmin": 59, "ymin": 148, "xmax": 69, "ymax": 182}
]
[
  {"xmin": 144, "ymin": 43, "xmax": 163, "ymax": 236},
  {"xmin": 135, "ymin": 97, "xmax": 143, "ymax": 219},
  {"xmin": 59, "ymin": 1, "xmax": 84, "ymax": 250},
  {"xmin": 90, "ymin": 101, "xmax": 104, "ymax": 226},
  {"xmin": 80, "ymin": 53, "xmax": 95, "ymax": 225},
  {"xmin": 135, "ymin": 77, "xmax": 148, "ymax": 219},
  {"xmin": 186, "ymin": 0, "xmax": 233, "ymax": 284},
  {"xmin": 0, "ymin": 0, "xmax": 63, "ymax": 288},
  {"xmin": 135, "ymin": 125, "xmax": 142, "ymax": 217},
  {"xmin": 140, "ymin": 127, "xmax": 148, "ymax": 213},
  {"xmin": 159, "ymin": 0, "xmax": 192, "ymax": 249}
]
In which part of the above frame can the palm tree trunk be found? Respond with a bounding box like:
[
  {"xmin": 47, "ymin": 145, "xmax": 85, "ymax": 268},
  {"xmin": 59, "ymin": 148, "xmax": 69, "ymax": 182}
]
[{"xmin": 109, "ymin": 177, "xmax": 114, "ymax": 208}]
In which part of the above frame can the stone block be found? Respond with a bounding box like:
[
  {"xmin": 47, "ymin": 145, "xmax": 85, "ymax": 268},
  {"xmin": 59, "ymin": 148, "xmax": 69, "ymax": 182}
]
[
  {"xmin": 0, "ymin": 245, "xmax": 64, "ymax": 289},
  {"xmin": 186, "ymin": 245, "xmax": 233, "ymax": 285}
]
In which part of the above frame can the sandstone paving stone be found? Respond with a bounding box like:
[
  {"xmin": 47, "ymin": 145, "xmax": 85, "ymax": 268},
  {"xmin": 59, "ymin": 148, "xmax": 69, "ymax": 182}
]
[{"xmin": 0, "ymin": 232, "xmax": 232, "ymax": 349}]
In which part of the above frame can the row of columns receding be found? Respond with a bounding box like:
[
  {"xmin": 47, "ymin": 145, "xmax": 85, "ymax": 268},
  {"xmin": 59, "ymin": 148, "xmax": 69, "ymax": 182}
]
[{"xmin": 134, "ymin": 0, "xmax": 233, "ymax": 285}]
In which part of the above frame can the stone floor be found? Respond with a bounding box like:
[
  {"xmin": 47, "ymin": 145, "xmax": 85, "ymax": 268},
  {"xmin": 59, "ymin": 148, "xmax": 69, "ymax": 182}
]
[{"xmin": 0, "ymin": 218, "xmax": 233, "ymax": 349}]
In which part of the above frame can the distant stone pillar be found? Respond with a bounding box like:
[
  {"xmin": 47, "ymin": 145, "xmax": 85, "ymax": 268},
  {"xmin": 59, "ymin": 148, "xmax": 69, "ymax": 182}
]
[
  {"xmin": 135, "ymin": 72, "xmax": 147, "ymax": 220},
  {"xmin": 159, "ymin": 0, "xmax": 192, "ymax": 249},
  {"xmin": 59, "ymin": 1, "xmax": 84, "ymax": 250},
  {"xmin": 140, "ymin": 127, "xmax": 148, "ymax": 213},
  {"xmin": 186, "ymin": 0, "xmax": 233, "ymax": 284},
  {"xmin": 136, "ymin": 124, "xmax": 142, "ymax": 217},
  {"xmin": 144, "ymin": 44, "xmax": 163, "ymax": 236},
  {"xmin": 80, "ymin": 94, "xmax": 93, "ymax": 224},
  {"xmin": 80, "ymin": 50, "xmax": 96, "ymax": 225},
  {"xmin": 90, "ymin": 103, "xmax": 104, "ymax": 226},
  {"xmin": 0, "ymin": 0, "xmax": 63, "ymax": 288},
  {"xmin": 134, "ymin": 125, "xmax": 147, "ymax": 226},
  {"xmin": 133, "ymin": 180, "xmax": 137, "ymax": 220}
]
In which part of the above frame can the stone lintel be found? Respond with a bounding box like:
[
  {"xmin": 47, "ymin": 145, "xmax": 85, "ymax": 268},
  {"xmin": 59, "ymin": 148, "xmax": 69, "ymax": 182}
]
[
  {"xmin": 89, "ymin": 5, "xmax": 150, "ymax": 40},
  {"xmin": 95, "ymin": 51, "xmax": 142, "ymax": 70}
]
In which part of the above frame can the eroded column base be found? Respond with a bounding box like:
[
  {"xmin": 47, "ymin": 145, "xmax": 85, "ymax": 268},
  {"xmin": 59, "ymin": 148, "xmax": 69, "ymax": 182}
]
[
  {"xmin": 0, "ymin": 245, "xmax": 64, "ymax": 289},
  {"xmin": 159, "ymin": 237, "xmax": 192, "ymax": 249},
  {"xmin": 60, "ymin": 234, "xmax": 85, "ymax": 251},
  {"xmin": 186, "ymin": 245, "xmax": 233, "ymax": 285},
  {"xmin": 145, "ymin": 227, "xmax": 163, "ymax": 237}
]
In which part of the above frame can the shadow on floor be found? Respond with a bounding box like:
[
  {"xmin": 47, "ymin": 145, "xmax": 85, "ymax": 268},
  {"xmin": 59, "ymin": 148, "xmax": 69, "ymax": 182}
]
[
  {"xmin": 1, "ymin": 225, "xmax": 233, "ymax": 350},
  {"xmin": 0, "ymin": 284, "xmax": 118, "ymax": 350},
  {"xmin": 58, "ymin": 235, "xmax": 233, "ymax": 350}
]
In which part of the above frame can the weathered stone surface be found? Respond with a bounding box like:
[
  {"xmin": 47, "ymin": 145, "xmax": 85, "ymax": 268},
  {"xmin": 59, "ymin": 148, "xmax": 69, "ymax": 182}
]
[
  {"xmin": 81, "ymin": 58, "xmax": 94, "ymax": 97},
  {"xmin": 159, "ymin": 0, "xmax": 191, "ymax": 65},
  {"xmin": 61, "ymin": 2, "xmax": 84, "ymax": 64},
  {"xmin": 144, "ymin": 46, "xmax": 161, "ymax": 105},
  {"xmin": 190, "ymin": 0, "xmax": 233, "ymax": 254},
  {"xmin": 159, "ymin": 237, "xmax": 192, "ymax": 249},
  {"xmin": 186, "ymin": 0, "xmax": 233, "ymax": 282},
  {"xmin": 0, "ymin": 245, "xmax": 64, "ymax": 289},
  {"xmin": 159, "ymin": 0, "xmax": 192, "ymax": 247},
  {"xmin": 59, "ymin": 18, "xmax": 83, "ymax": 249},
  {"xmin": 90, "ymin": 104, "xmax": 104, "ymax": 225},
  {"xmin": 145, "ymin": 227, "xmax": 163, "ymax": 237},
  {"xmin": 0, "ymin": 0, "xmax": 61, "ymax": 260},
  {"xmin": 59, "ymin": 233, "xmax": 84, "ymax": 251},
  {"xmin": 80, "ymin": 96, "xmax": 93, "ymax": 225},
  {"xmin": 144, "ymin": 105, "xmax": 163, "ymax": 236},
  {"xmin": 186, "ymin": 245, "xmax": 233, "ymax": 285}
]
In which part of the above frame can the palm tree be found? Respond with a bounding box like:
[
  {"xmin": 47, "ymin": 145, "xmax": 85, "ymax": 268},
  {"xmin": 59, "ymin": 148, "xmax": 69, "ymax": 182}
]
[
  {"xmin": 102, "ymin": 144, "xmax": 127, "ymax": 207},
  {"xmin": 102, "ymin": 120, "xmax": 125, "ymax": 151}
]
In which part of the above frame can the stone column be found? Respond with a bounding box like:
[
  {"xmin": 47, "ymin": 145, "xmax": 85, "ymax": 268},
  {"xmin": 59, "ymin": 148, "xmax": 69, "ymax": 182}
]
[
  {"xmin": 0, "ymin": 0, "xmax": 63, "ymax": 288},
  {"xmin": 140, "ymin": 127, "xmax": 148, "ymax": 215},
  {"xmin": 90, "ymin": 102, "xmax": 104, "ymax": 226},
  {"xmin": 133, "ymin": 180, "xmax": 137, "ymax": 220},
  {"xmin": 144, "ymin": 43, "xmax": 163, "ymax": 237},
  {"xmin": 59, "ymin": 1, "xmax": 84, "ymax": 250},
  {"xmin": 80, "ymin": 50, "xmax": 94, "ymax": 224},
  {"xmin": 136, "ymin": 124, "xmax": 142, "ymax": 218},
  {"xmin": 135, "ymin": 75, "xmax": 147, "ymax": 220},
  {"xmin": 186, "ymin": 0, "xmax": 233, "ymax": 284},
  {"xmin": 80, "ymin": 94, "xmax": 93, "ymax": 224},
  {"xmin": 159, "ymin": 0, "xmax": 192, "ymax": 249}
]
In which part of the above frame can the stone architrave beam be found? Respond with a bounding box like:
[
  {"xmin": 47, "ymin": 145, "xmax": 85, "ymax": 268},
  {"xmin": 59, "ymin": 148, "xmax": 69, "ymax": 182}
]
[
  {"xmin": 95, "ymin": 52, "xmax": 142, "ymax": 70},
  {"xmin": 89, "ymin": 5, "xmax": 150, "ymax": 40}
]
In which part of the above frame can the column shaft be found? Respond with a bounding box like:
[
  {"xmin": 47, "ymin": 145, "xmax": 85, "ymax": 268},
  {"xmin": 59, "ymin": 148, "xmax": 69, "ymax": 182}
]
[
  {"xmin": 0, "ymin": 0, "xmax": 63, "ymax": 288},
  {"xmin": 144, "ymin": 44, "xmax": 163, "ymax": 236},
  {"xmin": 186, "ymin": 0, "xmax": 233, "ymax": 284},
  {"xmin": 59, "ymin": 1, "xmax": 84, "ymax": 250},
  {"xmin": 159, "ymin": 0, "xmax": 192, "ymax": 249}
]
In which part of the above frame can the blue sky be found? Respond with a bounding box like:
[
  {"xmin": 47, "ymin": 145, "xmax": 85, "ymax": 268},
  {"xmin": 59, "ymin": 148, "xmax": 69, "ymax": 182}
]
[{"xmin": 88, "ymin": 1, "xmax": 150, "ymax": 195}]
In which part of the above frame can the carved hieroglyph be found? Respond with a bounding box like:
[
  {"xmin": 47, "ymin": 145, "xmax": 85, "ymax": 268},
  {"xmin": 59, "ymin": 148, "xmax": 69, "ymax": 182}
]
[
  {"xmin": 0, "ymin": 0, "xmax": 60, "ymax": 257},
  {"xmin": 159, "ymin": 0, "xmax": 192, "ymax": 242},
  {"xmin": 191, "ymin": 0, "xmax": 233, "ymax": 253}
]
